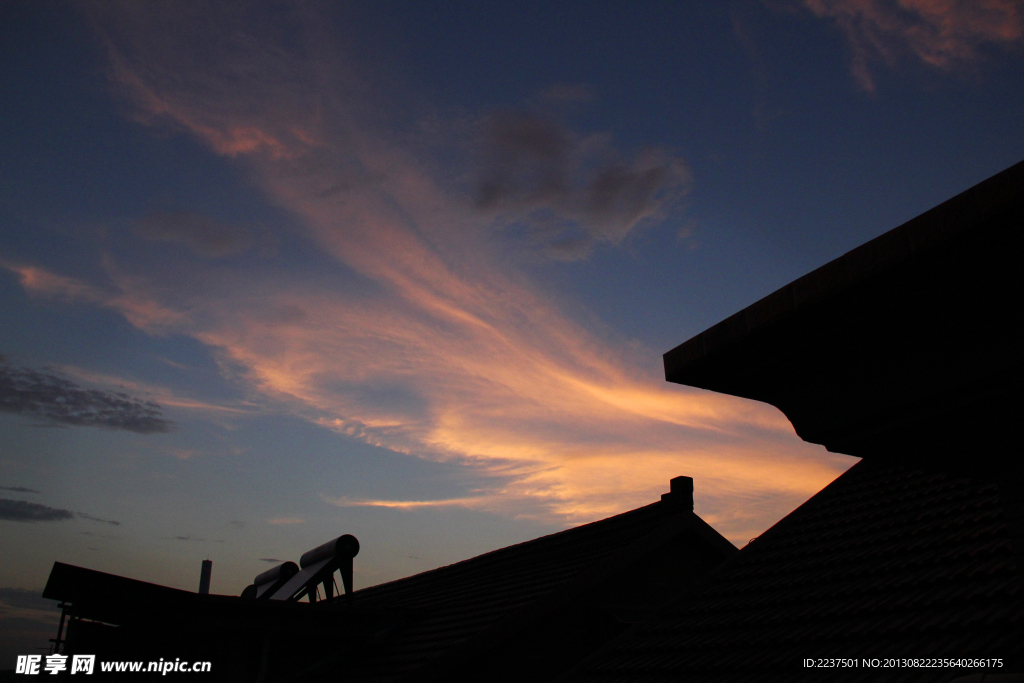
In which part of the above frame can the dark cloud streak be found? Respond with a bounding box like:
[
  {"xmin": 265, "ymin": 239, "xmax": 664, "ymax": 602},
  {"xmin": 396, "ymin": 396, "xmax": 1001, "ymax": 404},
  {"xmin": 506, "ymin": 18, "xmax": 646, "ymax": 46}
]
[
  {"xmin": 0, "ymin": 498, "xmax": 122, "ymax": 525},
  {"xmin": 166, "ymin": 535, "xmax": 225, "ymax": 543},
  {"xmin": 474, "ymin": 111, "xmax": 690, "ymax": 260},
  {"xmin": 77, "ymin": 513, "xmax": 121, "ymax": 526},
  {"xmin": 0, "ymin": 499, "xmax": 75, "ymax": 523},
  {"xmin": 0, "ymin": 486, "xmax": 40, "ymax": 494},
  {"xmin": 0, "ymin": 356, "xmax": 173, "ymax": 433}
]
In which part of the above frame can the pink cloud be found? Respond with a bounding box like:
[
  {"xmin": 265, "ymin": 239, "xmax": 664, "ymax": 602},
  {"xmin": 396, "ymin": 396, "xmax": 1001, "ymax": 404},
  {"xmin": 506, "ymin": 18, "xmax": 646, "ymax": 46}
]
[
  {"xmin": 801, "ymin": 0, "xmax": 1024, "ymax": 91},
  {"xmin": 2, "ymin": 260, "xmax": 185, "ymax": 333},
  {"xmin": 87, "ymin": 2, "xmax": 325, "ymax": 160},
  {"xmin": 2, "ymin": 262, "xmax": 107, "ymax": 305}
]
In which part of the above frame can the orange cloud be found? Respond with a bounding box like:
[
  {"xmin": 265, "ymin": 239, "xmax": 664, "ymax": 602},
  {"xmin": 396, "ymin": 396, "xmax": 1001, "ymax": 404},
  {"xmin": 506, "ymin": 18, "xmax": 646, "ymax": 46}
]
[
  {"xmin": 323, "ymin": 496, "xmax": 490, "ymax": 510},
  {"xmin": 54, "ymin": 3, "xmax": 858, "ymax": 544},
  {"xmin": 11, "ymin": 226, "xmax": 849, "ymax": 540},
  {"xmin": 801, "ymin": 0, "xmax": 1024, "ymax": 91},
  {"xmin": 268, "ymin": 517, "xmax": 305, "ymax": 525}
]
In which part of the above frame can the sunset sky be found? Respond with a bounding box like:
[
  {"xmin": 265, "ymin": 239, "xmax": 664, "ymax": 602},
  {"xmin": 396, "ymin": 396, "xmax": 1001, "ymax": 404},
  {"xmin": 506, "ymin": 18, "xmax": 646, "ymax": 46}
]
[{"xmin": 2, "ymin": 0, "xmax": 1023, "ymax": 661}]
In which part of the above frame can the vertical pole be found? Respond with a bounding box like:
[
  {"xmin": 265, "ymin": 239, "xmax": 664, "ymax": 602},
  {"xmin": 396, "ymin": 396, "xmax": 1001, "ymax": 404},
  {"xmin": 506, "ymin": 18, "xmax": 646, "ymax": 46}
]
[
  {"xmin": 50, "ymin": 602, "xmax": 69, "ymax": 654},
  {"xmin": 340, "ymin": 557, "xmax": 353, "ymax": 595}
]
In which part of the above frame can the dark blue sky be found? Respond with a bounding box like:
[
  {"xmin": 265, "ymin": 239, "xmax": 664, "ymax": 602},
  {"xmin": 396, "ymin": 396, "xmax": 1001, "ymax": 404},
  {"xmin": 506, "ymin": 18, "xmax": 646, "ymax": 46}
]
[{"xmin": 1, "ymin": 0, "xmax": 1022, "ymax": 663}]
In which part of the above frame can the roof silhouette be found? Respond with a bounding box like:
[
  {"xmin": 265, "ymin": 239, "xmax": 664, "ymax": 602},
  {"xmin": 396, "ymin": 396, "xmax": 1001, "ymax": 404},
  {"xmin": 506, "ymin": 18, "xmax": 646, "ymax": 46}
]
[
  {"xmin": 42, "ymin": 479, "xmax": 737, "ymax": 683},
  {"xmin": 567, "ymin": 158, "xmax": 1024, "ymax": 681},
  {"xmin": 565, "ymin": 461, "xmax": 1019, "ymax": 682}
]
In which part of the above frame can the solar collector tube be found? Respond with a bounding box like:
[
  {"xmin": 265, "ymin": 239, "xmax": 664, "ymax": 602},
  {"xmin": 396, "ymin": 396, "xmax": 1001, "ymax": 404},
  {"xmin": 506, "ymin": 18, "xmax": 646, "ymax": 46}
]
[{"xmin": 300, "ymin": 534, "xmax": 359, "ymax": 568}]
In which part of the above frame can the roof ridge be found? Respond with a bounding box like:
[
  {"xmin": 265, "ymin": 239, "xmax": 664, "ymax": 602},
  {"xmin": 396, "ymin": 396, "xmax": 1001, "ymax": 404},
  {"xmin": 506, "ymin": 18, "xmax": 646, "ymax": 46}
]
[{"xmin": 348, "ymin": 499, "xmax": 670, "ymax": 598}]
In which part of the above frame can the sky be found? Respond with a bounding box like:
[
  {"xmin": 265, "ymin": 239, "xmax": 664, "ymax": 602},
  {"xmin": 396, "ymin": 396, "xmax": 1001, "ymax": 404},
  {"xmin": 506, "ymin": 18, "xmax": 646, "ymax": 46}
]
[{"xmin": 2, "ymin": 0, "xmax": 1023, "ymax": 663}]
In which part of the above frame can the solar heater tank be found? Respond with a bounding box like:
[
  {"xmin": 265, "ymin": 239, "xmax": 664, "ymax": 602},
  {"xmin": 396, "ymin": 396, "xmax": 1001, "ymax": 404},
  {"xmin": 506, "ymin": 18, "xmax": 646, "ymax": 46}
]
[{"xmin": 300, "ymin": 534, "xmax": 360, "ymax": 568}]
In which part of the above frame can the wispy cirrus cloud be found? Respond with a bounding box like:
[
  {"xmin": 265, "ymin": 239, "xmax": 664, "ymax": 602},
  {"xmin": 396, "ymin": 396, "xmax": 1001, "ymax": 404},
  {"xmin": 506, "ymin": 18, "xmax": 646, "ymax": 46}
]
[
  {"xmin": 0, "ymin": 353, "xmax": 173, "ymax": 433},
  {"xmin": 800, "ymin": 0, "xmax": 1024, "ymax": 91},
  {"xmin": 44, "ymin": 1, "xmax": 856, "ymax": 543},
  {"xmin": 2, "ymin": 261, "xmax": 185, "ymax": 333},
  {"xmin": 324, "ymin": 495, "xmax": 489, "ymax": 511},
  {"xmin": 52, "ymin": 364, "xmax": 259, "ymax": 418}
]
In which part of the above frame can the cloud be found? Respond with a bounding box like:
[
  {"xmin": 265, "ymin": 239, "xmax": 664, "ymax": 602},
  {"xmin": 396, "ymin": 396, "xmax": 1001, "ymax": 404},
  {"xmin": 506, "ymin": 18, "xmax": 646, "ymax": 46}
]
[
  {"xmin": 54, "ymin": 364, "xmax": 259, "ymax": 417},
  {"xmin": 230, "ymin": 520, "xmax": 246, "ymax": 529},
  {"xmin": 0, "ymin": 355, "xmax": 173, "ymax": 433},
  {"xmin": 267, "ymin": 517, "xmax": 305, "ymax": 525},
  {"xmin": 2, "ymin": 261, "xmax": 186, "ymax": 333},
  {"xmin": 799, "ymin": 0, "xmax": 1024, "ymax": 91},
  {"xmin": 85, "ymin": 0, "xmax": 326, "ymax": 161},
  {"xmin": 0, "ymin": 486, "xmax": 40, "ymax": 494},
  {"xmin": 60, "ymin": 2, "xmax": 856, "ymax": 543},
  {"xmin": 259, "ymin": 557, "xmax": 284, "ymax": 563},
  {"xmin": 166, "ymin": 535, "xmax": 224, "ymax": 542},
  {"xmin": 134, "ymin": 210, "xmax": 253, "ymax": 258},
  {"xmin": 77, "ymin": 513, "xmax": 121, "ymax": 526},
  {"xmin": 324, "ymin": 495, "xmax": 488, "ymax": 511},
  {"xmin": 0, "ymin": 498, "xmax": 121, "ymax": 525},
  {"xmin": 0, "ymin": 499, "xmax": 75, "ymax": 523},
  {"xmin": 475, "ymin": 111, "xmax": 691, "ymax": 259}
]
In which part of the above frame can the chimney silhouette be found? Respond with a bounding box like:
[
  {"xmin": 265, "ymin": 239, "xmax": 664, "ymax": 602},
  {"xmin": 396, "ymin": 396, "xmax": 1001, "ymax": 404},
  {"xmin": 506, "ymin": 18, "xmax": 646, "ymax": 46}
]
[
  {"xmin": 661, "ymin": 476, "xmax": 694, "ymax": 509},
  {"xmin": 198, "ymin": 560, "xmax": 212, "ymax": 595}
]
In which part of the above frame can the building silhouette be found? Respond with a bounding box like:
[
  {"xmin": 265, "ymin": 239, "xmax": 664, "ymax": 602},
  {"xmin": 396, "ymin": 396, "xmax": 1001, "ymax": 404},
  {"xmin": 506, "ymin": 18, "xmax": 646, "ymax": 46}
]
[
  {"xmin": 40, "ymin": 159, "xmax": 1024, "ymax": 681},
  {"xmin": 567, "ymin": 159, "xmax": 1024, "ymax": 681},
  {"xmin": 42, "ymin": 477, "xmax": 736, "ymax": 681}
]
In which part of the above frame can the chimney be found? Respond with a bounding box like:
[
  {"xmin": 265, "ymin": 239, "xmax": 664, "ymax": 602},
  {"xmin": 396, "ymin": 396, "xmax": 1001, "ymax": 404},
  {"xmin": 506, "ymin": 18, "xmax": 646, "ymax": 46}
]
[
  {"xmin": 661, "ymin": 476, "xmax": 694, "ymax": 510},
  {"xmin": 198, "ymin": 560, "xmax": 212, "ymax": 595}
]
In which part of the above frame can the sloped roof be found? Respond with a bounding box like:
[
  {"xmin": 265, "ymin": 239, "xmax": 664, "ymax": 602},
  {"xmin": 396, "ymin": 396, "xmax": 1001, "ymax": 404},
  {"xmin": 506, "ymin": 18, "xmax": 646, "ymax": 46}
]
[
  {"xmin": 41, "ymin": 482, "xmax": 737, "ymax": 683},
  {"xmin": 301, "ymin": 492, "xmax": 737, "ymax": 683},
  {"xmin": 662, "ymin": 159, "xmax": 1024, "ymax": 477},
  {"xmin": 566, "ymin": 460, "xmax": 1021, "ymax": 682}
]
